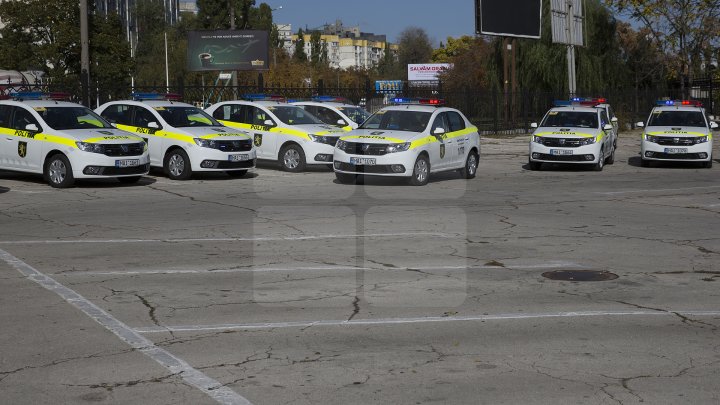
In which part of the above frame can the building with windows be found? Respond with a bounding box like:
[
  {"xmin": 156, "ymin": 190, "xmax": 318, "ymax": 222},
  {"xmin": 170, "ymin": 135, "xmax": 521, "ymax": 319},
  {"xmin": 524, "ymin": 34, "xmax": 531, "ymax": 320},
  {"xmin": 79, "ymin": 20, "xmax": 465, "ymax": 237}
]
[
  {"xmin": 95, "ymin": 0, "xmax": 181, "ymax": 27},
  {"xmin": 281, "ymin": 21, "xmax": 398, "ymax": 70}
]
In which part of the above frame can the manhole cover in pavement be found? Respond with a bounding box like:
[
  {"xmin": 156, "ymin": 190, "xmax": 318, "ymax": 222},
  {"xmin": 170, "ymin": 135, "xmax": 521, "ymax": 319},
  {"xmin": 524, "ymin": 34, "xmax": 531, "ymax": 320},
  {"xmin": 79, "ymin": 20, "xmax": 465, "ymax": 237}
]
[{"xmin": 541, "ymin": 270, "xmax": 618, "ymax": 282}]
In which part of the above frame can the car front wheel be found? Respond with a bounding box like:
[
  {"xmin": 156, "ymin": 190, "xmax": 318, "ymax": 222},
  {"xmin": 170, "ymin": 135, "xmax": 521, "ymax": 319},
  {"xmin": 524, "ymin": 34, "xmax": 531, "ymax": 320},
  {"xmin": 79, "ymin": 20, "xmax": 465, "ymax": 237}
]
[
  {"xmin": 44, "ymin": 154, "xmax": 75, "ymax": 188},
  {"xmin": 408, "ymin": 155, "xmax": 430, "ymax": 186}
]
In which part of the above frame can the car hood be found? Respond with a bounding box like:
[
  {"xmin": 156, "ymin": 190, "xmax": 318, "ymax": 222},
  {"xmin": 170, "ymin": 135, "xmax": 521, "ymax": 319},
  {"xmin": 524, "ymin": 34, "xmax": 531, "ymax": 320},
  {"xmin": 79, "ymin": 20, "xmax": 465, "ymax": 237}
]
[
  {"xmin": 293, "ymin": 124, "xmax": 346, "ymax": 136},
  {"xmin": 59, "ymin": 128, "xmax": 146, "ymax": 143},
  {"xmin": 339, "ymin": 129, "xmax": 423, "ymax": 144},
  {"xmin": 644, "ymin": 126, "xmax": 710, "ymax": 137},
  {"xmin": 169, "ymin": 126, "xmax": 252, "ymax": 140},
  {"xmin": 533, "ymin": 127, "xmax": 603, "ymax": 138}
]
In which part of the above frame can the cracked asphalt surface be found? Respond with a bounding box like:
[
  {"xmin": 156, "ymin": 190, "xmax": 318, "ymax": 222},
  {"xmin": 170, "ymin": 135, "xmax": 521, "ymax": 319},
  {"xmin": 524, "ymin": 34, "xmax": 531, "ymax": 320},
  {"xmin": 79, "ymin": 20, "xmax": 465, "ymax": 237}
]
[{"xmin": 1, "ymin": 130, "xmax": 719, "ymax": 404}]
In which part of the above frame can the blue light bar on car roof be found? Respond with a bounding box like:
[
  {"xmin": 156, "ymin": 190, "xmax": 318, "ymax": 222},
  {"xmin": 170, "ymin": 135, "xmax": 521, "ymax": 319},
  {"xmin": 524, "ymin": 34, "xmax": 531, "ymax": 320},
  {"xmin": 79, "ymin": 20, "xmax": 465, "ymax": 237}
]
[
  {"xmin": 242, "ymin": 94, "xmax": 286, "ymax": 102},
  {"xmin": 10, "ymin": 92, "xmax": 71, "ymax": 101},
  {"xmin": 553, "ymin": 100, "xmax": 573, "ymax": 106},
  {"xmin": 132, "ymin": 92, "xmax": 182, "ymax": 101},
  {"xmin": 392, "ymin": 98, "xmax": 444, "ymax": 106},
  {"xmin": 656, "ymin": 99, "xmax": 702, "ymax": 107},
  {"xmin": 312, "ymin": 95, "xmax": 351, "ymax": 103}
]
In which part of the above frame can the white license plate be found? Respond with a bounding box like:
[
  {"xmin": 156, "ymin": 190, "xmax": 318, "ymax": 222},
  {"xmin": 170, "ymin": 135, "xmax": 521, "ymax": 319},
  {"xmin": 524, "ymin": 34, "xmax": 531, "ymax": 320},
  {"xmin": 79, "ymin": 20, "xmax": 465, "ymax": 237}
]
[
  {"xmin": 664, "ymin": 148, "xmax": 688, "ymax": 154},
  {"xmin": 550, "ymin": 149, "xmax": 573, "ymax": 155},
  {"xmin": 350, "ymin": 157, "xmax": 377, "ymax": 165},
  {"xmin": 115, "ymin": 159, "xmax": 139, "ymax": 168},
  {"xmin": 229, "ymin": 154, "xmax": 250, "ymax": 162}
]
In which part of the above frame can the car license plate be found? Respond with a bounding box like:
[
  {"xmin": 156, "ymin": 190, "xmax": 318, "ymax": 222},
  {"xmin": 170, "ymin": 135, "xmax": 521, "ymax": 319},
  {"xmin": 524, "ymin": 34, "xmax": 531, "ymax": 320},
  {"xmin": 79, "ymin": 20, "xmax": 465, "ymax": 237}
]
[
  {"xmin": 115, "ymin": 159, "xmax": 139, "ymax": 168},
  {"xmin": 350, "ymin": 157, "xmax": 376, "ymax": 165},
  {"xmin": 664, "ymin": 148, "xmax": 688, "ymax": 154},
  {"xmin": 550, "ymin": 149, "xmax": 573, "ymax": 155},
  {"xmin": 229, "ymin": 154, "xmax": 250, "ymax": 162}
]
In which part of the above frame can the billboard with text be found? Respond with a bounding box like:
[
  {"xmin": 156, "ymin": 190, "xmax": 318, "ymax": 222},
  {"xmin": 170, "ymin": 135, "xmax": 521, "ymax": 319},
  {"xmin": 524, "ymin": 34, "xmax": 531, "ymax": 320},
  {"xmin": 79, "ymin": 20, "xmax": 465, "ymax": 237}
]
[{"xmin": 187, "ymin": 30, "xmax": 269, "ymax": 72}]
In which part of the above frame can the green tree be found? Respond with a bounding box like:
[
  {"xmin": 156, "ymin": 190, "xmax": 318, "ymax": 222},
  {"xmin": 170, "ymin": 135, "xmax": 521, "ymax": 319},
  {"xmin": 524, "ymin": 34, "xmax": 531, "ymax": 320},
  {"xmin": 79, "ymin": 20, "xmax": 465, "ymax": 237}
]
[
  {"xmin": 196, "ymin": 0, "xmax": 230, "ymax": 29},
  {"xmin": 605, "ymin": 0, "xmax": 720, "ymax": 96},
  {"xmin": 431, "ymin": 36, "xmax": 474, "ymax": 63},
  {"xmin": 0, "ymin": 0, "xmax": 81, "ymax": 86},
  {"xmin": 91, "ymin": 13, "xmax": 133, "ymax": 99},
  {"xmin": 377, "ymin": 42, "xmax": 401, "ymax": 79},
  {"xmin": 294, "ymin": 29, "xmax": 308, "ymax": 63},
  {"xmin": 250, "ymin": 3, "xmax": 273, "ymax": 31},
  {"xmin": 397, "ymin": 27, "xmax": 433, "ymax": 78},
  {"xmin": 309, "ymin": 30, "xmax": 327, "ymax": 67}
]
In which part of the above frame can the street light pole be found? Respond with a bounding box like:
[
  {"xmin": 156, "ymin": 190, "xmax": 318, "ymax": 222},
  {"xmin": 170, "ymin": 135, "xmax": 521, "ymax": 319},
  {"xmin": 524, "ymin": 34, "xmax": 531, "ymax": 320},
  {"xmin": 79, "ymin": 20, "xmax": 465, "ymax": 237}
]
[{"xmin": 80, "ymin": 0, "xmax": 90, "ymax": 106}]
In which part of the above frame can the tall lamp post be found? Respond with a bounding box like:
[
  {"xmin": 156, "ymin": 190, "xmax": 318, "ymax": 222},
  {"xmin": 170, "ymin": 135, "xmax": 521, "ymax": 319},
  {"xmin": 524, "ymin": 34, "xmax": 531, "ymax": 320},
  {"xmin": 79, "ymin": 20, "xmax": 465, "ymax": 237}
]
[
  {"xmin": 708, "ymin": 63, "xmax": 717, "ymax": 117},
  {"xmin": 272, "ymin": 6, "xmax": 283, "ymax": 67}
]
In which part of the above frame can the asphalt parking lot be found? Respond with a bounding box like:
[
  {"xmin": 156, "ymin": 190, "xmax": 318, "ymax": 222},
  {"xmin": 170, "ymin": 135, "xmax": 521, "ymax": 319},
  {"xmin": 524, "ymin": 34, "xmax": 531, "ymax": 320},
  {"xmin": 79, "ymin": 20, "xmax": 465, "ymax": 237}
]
[{"xmin": 1, "ymin": 130, "xmax": 719, "ymax": 404}]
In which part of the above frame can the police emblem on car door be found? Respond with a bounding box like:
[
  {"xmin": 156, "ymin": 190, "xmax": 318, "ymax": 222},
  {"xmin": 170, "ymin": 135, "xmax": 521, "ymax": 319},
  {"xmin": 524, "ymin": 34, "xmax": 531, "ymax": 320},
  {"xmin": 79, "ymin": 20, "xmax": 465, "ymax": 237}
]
[
  {"xmin": 18, "ymin": 141, "xmax": 27, "ymax": 158},
  {"xmin": 254, "ymin": 133, "xmax": 262, "ymax": 147}
]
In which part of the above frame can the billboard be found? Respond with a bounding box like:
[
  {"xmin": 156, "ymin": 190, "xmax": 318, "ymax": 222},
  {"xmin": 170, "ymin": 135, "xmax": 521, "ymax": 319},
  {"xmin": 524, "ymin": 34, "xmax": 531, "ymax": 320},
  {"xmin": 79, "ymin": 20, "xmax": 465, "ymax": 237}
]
[
  {"xmin": 408, "ymin": 64, "xmax": 452, "ymax": 81},
  {"xmin": 475, "ymin": 0, "xmax": 542, "ymax": 39},
  {"xmin": 187, "ymin": 30, "xmax": 269, "ymax": 72},
  {"xmin": 375, "ymin": 80, "xmax": 403, "ymax": 94}
]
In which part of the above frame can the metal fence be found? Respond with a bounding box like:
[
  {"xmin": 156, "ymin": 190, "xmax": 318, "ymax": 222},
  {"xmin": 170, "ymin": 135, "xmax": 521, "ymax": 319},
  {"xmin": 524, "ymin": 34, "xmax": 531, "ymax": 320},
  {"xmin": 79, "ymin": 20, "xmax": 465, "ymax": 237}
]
[{"xmin": 2, "ymin": 77, "xmax": 717, "ymax": 135}]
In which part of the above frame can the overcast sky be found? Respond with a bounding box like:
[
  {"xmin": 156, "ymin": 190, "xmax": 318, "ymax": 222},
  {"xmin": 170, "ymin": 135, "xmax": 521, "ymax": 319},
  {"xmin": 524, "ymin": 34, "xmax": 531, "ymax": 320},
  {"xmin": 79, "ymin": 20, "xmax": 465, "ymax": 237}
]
[{"xmin": 264, "ymin": 0, "xmax": 477, "ymax": 45}]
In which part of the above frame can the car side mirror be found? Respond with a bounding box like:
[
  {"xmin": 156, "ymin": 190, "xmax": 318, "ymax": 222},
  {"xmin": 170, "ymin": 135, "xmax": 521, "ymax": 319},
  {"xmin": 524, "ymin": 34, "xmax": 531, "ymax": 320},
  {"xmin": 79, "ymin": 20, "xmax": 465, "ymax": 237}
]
[
  {"xmin": 25, "ymin": 123, "xmax": 39, "ymax": 132},
  {"xmin": 710, "ymin": 121, "xmax": 719, "ymax": 130},
  {"xmin": 635, "ymin": 122, "xmax": 645, "ymax": 128},
  {"xmin": 148, "ymin": 122, "xmax": 160, "ymax": 129},
  {"xmin": 611, "ymin": 117, "xmax": 618, "ymax": 123},
  {"xmin": 263, "ymin": 119, "xmax": 275, "ymax": 127},
  {"xmin": 603, "ymin": 124, "xmax": 614, "ymax": 131},
  {"xmin": 337, "ymin": 119, "xmax": 346, "ymax": 126},
  {"xmin": 530, "ymin": 122, "xmax": 538, "ymax": 128},
  {"xmin": 433, "ymin": 127, "xmax": 446, "ymax": 136}
]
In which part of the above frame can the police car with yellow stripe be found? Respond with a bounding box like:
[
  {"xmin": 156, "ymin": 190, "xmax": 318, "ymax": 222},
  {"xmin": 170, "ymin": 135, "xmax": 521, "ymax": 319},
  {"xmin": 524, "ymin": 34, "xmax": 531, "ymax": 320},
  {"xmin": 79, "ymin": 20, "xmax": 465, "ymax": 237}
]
[
  {"xmin": 637, "ymin": 100, "xmax": 716, "ymax": 168},
  {"xmin": 96, "ymin": 94, "xmax": 255, "ymax": 180},
  {"xmin": 290, "ymin": 96, "xmax": 371, "ymax": 131},
  {"xmin": 205, "ymin": 95, "xmax": 346, "ymax": 172},
  {"xmin": 0, "ymin": 92, "xmax": 149, "ymax": 188},
  {"xmin": 529, "ymin": 100, "xmax": 616, "ymax": 171},
  {"xmin": 333, "ymin": 98, "xmax": 480, "ymax": 185}
]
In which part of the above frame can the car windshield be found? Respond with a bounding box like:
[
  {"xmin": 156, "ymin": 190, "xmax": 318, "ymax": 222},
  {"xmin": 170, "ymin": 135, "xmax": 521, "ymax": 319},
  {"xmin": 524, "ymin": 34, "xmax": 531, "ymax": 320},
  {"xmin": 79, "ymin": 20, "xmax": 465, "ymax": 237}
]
[
  {"xmin": 268, "ymin": 106, "xmax": 323, "ymax": 125},
  {"xmin": 648, "ymin": 110, "xmax": 707, "ymax": 127},
  {"xmin": 156, "ymin": 106, "xmax": 221, "ymax": 127},
  {"xmin": 359, "ymin": 110, "xmax": 431, "ymax": 132},
  {"xmin": 39, "ymin": 107, "xmax": 113, "ymax": 130},
  {"xmin": 338, "ymin": 106, "xmax": 371, "ymax": 125},
  {"xmin": 540, "ymin": 111, "xmax": 599, "ymax": 128}
]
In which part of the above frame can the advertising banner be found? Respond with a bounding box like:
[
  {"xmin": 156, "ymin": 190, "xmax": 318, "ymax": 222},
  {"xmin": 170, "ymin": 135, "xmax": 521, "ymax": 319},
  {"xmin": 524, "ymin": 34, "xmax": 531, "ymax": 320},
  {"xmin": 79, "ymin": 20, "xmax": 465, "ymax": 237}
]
[
  {"xmin": 187, "ymin": 30, "xmax": 269, "ymax": 72},
  {"xmin": 407, "ymin": 64, "xmax": 452, "ymax": 81}
]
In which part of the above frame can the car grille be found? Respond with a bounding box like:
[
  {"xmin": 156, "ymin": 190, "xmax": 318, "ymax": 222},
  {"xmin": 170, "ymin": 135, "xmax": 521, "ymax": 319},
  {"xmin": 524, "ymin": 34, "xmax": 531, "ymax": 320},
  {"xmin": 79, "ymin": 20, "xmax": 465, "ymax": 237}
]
[
  {"xmin": 335, "ymin": 162, "xmax": 394, "ymax": 173},
  {"xmin": 650, "ymin": 152, "xmax": 704, "ymax": 160},
  {"xmin": 342, "ymin": 142, "xmax": 389, "ymax": 156},
  {"xmin": 215, "ymin": 139, "xmax": 253, "ymax": 152},
  {"xmin": 533, "ymin": 153, "xmax": 593, "ymax": 162},
  {"xmin": 103, "ymin": 143, "xmax": 145, "ymax": 157},
  {"xmin": 537, "ymin": 138, "xmax": 584, "ymax": 148},
  {"xmin": 98, "ymin": 164, "xmax": 150, "ymax": 175},
  {"xmin": 654, "ymin": 137, "xmax": 700, "ymax": 146}
]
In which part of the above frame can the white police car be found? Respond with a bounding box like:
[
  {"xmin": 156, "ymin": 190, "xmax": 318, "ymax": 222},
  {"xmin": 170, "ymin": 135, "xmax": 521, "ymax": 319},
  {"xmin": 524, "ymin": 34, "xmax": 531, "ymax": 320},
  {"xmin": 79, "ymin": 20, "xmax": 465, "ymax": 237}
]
[
  {"xmin": 574, "ymin": 97, "xmax": 620, "ymax": 148},
  {"xmin": 333, "ymin": 98, "xmax": 480, "ymax": 185},
  {"xmin": 205, "ymin": 95, "xmax": 346, "ymax": 172},
  {"xmin": 96, "ymin": 94, "xmax": 255, "ymax": 180},
  {"xmin": 637, "ymin": 100, "xmax": 716, "ymax": 168},
  {"xmin": 0, "ymin": 92, "xmax": 149, "ymax": 188},
  {"xmin": 291, "ymin": 96, "xmax": 371, "ymax": 130},
  {"xmin": 529, "ymin": 100, "xmax": 616, "ymax": 171}
]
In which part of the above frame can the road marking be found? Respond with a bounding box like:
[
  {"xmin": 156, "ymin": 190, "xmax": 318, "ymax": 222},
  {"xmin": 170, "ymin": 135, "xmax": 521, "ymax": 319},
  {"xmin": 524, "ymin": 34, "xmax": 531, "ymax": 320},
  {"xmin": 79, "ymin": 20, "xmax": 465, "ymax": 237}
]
[
  {"xmin": 0, "ymin": 232, "xmax": 457, "ymax": 245},
  {"xmin": 57, "ymin": 262, "xmax": 583, "ymax": 276},
  {"xmin": 597, "ymin": 185, "xmax": 720, "ymax": 195},
  {"xmin": 0, "ymin": 248, "xmax": 253, "ymax": 405},
  {"xmin": 134, "ymin": 310, "xmax": 720, "ymax": 334}
]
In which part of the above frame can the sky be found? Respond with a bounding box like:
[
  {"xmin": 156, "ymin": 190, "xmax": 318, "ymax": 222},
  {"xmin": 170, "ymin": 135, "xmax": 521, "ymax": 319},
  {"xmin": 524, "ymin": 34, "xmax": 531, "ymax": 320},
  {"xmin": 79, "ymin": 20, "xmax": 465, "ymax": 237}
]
[{"xmin": 263, "ymin": 0, "xmax": 477, "ymax": 45}]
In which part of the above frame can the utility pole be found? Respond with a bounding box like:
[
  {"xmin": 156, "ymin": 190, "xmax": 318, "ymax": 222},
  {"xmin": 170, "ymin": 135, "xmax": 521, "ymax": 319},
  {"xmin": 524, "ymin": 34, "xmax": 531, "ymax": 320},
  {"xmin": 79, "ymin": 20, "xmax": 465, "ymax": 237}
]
[
  {"xmin": 565, "ymin": 0, "xmax": 577, "ymax": 97},
  {"xmin": 80, "ymin": 0, "xmax": 90, "ymax": 106},
  {"xmin": 229, "ymin": 0, "xmax": 238, "ymax": 95}
]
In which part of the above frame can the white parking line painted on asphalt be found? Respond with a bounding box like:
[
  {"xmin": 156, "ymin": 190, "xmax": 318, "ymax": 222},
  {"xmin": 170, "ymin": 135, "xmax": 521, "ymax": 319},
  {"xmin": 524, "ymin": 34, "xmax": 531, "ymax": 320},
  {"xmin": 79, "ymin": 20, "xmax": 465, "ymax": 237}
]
[
  {"xmin": 0, "ymin": 232, "xmax": 457, "ymax": 245},
  {"xmin": 134, "ymin": 310, "xmax": 720, "ymax": 334},
  {"xmin": 0, "ymin": 248, "xmax": 253, "ymax": 405},
  {"xmin": 59, "ymin": 262, "xmax": 583, "ymax": 276},
  {"xmin": 597, "ymin": 185, "xmax": 720, "ymax": 196}
]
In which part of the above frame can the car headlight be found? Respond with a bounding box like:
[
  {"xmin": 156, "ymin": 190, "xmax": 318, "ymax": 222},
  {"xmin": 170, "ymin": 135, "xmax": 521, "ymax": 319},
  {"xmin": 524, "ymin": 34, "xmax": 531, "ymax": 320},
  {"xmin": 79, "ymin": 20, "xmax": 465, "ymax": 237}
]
[
  {"xmin": 194, "ymin": 138, "xmax": 217, "ymax": 148},
  {"xmin": 309, "ymin": 134, "xmax": 337, "ymax": 145},
  {"xmin": 578, "ymin": 137, "xmax": 596, "ymax": 146},
  {"xmin": 533, "ymin": 135, "xmax": 543, "ymax": 143},
  {"xmin": 336, "ymin": 139, "xmax": 347, "ymax": 151},
  {"xmin": 645, "ymin": 134, "xmax": 657, "ymax": 143},
  {"xmin": 695, "ymin": 136, "xmax": 708, "ymax": 144},
  {"xmin": 76, "ymin": 142, "xmax": 105, "ymax": 153},
  {"xmin": 386, "ymin": 142, "xmax": 411, "ymax": 153}
]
